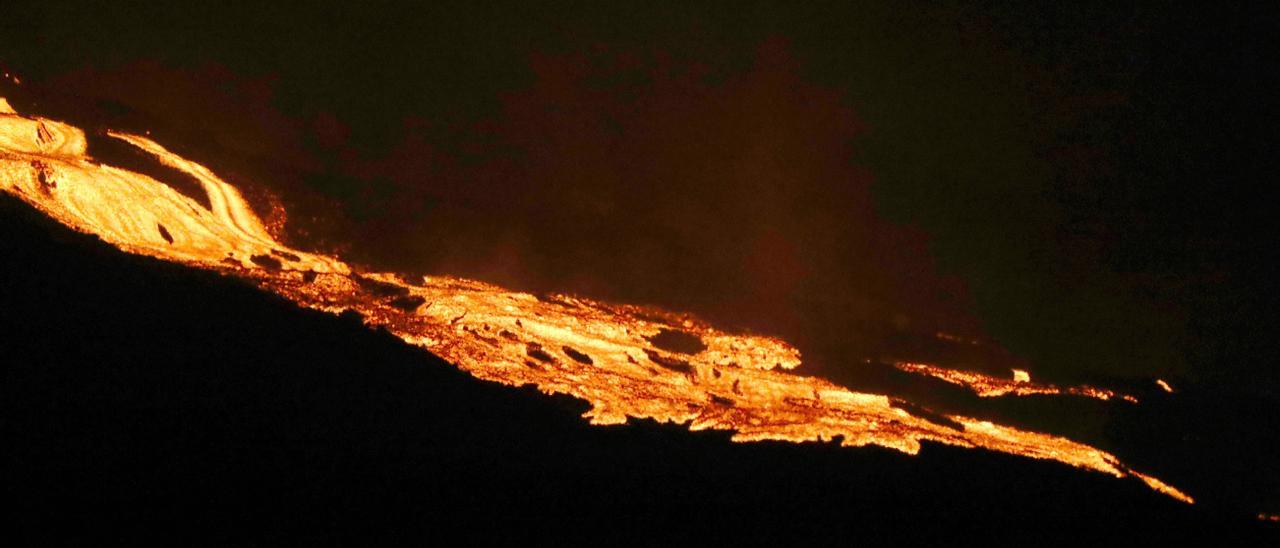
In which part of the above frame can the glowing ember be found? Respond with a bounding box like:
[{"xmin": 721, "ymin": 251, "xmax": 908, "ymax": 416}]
[
  {"xmin": 0, "ymin": 100, "xmax": 1189, "ymax": 504},
  {"xmin": 896, "ymin": 362, "xmax": 1140, "ymax": 403},
  {"xmin": 1156, "ymin": 379, "xmax": 1175, "ymax": 393}
]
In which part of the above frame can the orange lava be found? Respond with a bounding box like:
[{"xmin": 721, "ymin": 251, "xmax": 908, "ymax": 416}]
[
  {"xmin": 0, "ymin": 99, "xmax": 1190, "ymax": 504},
  {"xmin": 896, "ymin": 362, "xmax": 1140, "ymax": 403}
]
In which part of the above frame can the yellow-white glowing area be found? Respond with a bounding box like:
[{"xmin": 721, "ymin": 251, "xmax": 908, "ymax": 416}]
[
  {"xmin": 0, "ymin": 112, "xmax": 345, "ymax": 274},
  {"xmin": 0, "ymin": 99, "xmax": 1191, "ymax": 504}
]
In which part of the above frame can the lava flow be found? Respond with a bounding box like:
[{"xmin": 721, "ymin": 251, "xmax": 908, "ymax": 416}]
[
  {"xmin": 895, "ymin": 362, "xmax": 1141, "ymax": 403},
  {"xmin": 0, "ymin": 98, "xmax": 1192, "ymax": 504}
]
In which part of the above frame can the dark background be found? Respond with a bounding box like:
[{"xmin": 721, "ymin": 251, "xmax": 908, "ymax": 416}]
[
  {"xmin": 3, "ymin": 0, "xmax": 1277, "ymax": 539},
  {"xmin": 0, "ymin": 182, "xmax": 1270, "ymax": 543},
  {"xmin": 3, "ymin": 1, "xmax": 1275, "ymax": 384}
]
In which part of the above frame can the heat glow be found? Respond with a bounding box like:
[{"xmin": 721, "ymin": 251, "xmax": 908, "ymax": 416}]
[
  {"xmin": 896, "ymin": 362, "xmax": 1141, "ymax": 403},
  {"xmin": 0, "ymin": 100, "xmax": 1191, "ymax": 504}
]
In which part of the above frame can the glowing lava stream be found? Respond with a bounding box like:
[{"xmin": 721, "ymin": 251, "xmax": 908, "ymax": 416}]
[
  {"xmin": 0, "ymin": 99, "xmax": 1192, "ymax": 504},
  {"xmin": 895, "ymin": 362, "xmax": 1141, "ymax": 403}
]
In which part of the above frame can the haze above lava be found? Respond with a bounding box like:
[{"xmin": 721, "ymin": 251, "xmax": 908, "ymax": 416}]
[{"xmin": 0, "ymin": 97, "xmax": 1191, "ymax": 504}]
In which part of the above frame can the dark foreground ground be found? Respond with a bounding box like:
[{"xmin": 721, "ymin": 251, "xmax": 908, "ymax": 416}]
[{"xmin": 1, "ymin": 195, "xmax": 1273, "ymax": 544}]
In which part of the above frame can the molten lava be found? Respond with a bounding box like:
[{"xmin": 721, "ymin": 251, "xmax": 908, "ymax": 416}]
[
  {"xmin": 896, "ymin": 362, "xmax": 1141, "ymax": 403},
  {"xmin": 0, "ymin": 99, "xmax": 1191, "ymax": 504}
]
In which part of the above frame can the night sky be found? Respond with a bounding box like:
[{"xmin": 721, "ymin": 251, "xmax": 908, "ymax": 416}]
[
  {"xmin": 5, "ymin": 1, "xmax": 1273, "ymax": 387},
  {"xmin": 3, "ymin": 0, "xmax": 1277, "ymax": 528}
]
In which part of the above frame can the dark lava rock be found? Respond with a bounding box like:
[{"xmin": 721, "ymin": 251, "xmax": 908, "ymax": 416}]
[
  {"xmin": 156, "ymin": 223, "xmax": 173, "ymax": 244},
  {"xmin": 889, "ymin": 399, "xmax": 964, "ymax": 432},
  {"xmin": 271, "ymin": 249, "xmax": 301, "ymax": 262},
  {"xmin": 647, "ymin": 328, "xmax": 707, "ymax": 355},
  {"xmin": 249, "ymin": 254, "xmax": 282, "ymax": 270},
  {"xmin": 387, "ymin": 295, "xmax": 426, "ymax": 312},
  {"xmin": 709, "ymin": 394, "xmax": 735, "ymax": 407},
  {"xmin": 561, "ymin": 346, "xmax": 594, "ymax": 365},
  {"xmin": 526, "ymin": 342, "xmax": 555, "ymax": 363},
  {"xmin": 644, "ymin": 348, "xmax": 693, "ymax": 374},
  {"xmin": 355, "ymin": 275, "xmax": 410, "ymax": 298}
]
